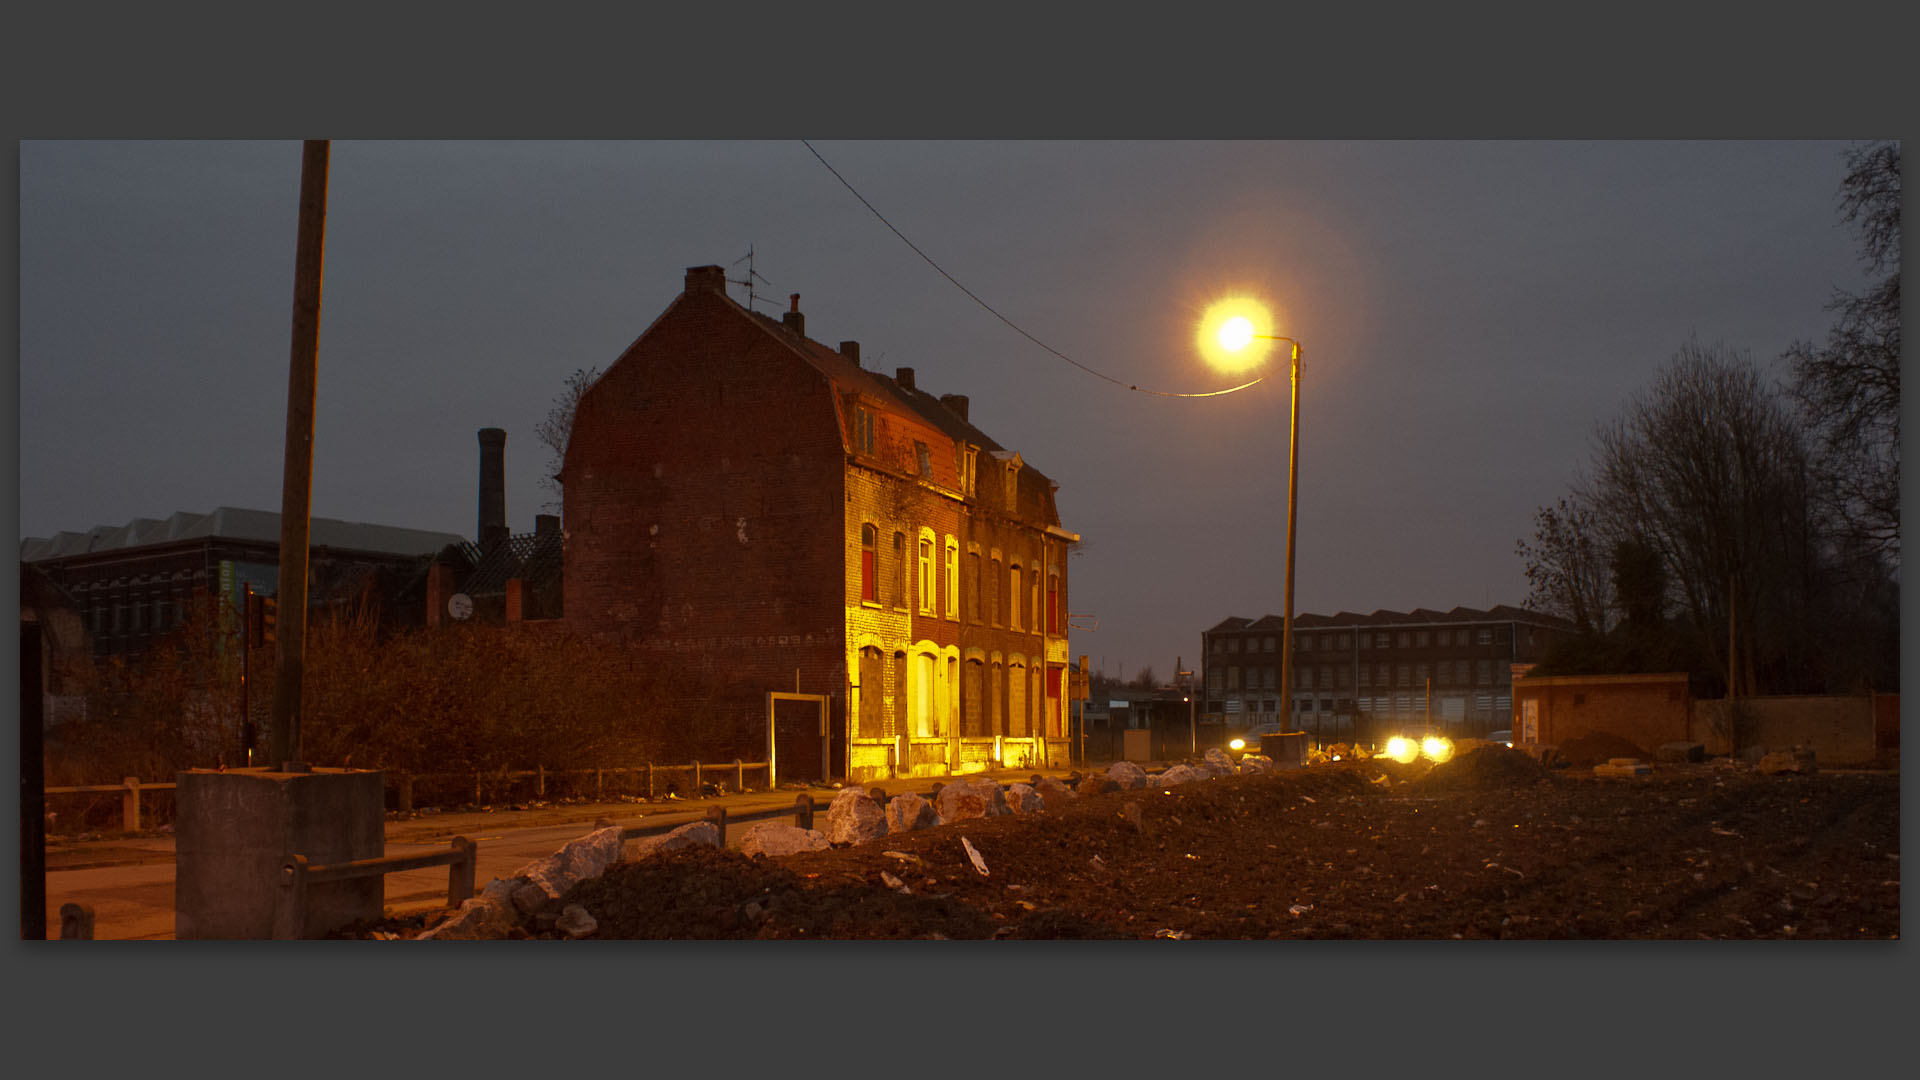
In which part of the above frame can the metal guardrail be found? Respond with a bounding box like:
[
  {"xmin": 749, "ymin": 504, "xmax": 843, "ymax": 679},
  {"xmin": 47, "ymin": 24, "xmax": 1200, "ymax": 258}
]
[
  {"xmin": 42, "ymin": 777, "xmax": 173, "ymax": 832},
  {"xmin": 274, "ymin": 836, "xmax": 476, "ymax": 940}
]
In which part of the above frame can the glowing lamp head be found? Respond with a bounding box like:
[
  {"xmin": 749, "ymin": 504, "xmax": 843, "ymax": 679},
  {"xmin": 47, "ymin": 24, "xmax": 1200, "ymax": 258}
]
[
  {"xmin": 1421, "ymin": 736, "xmax": 1455, "ymax": 763},
  {"xmin": 1384, "ymin": 737, "xmax": 1420, "ymax": 764},
  {"xmin": 1228, "ymin": 737, "xmax": 1247, "ymax": 752},
  {"xmin": 1218, "ymin": 316, "xmax": 1256, "ymax": 351}
]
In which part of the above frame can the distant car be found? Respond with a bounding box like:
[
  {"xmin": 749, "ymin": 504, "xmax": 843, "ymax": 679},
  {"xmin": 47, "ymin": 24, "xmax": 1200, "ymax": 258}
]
[
  {"xmin": 1486, "ymin": 729, "xmax": 1514, "ymax": 748},
  {"xmin": 1227, "ymin": 723, "xmax": 1285, "ymax": 757}
]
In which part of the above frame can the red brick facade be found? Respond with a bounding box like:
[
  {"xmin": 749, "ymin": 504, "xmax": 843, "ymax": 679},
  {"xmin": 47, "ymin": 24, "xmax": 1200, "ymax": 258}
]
[{"xmin": 562, "ymin": 267, "xmax": 1076, "ymax": 780}]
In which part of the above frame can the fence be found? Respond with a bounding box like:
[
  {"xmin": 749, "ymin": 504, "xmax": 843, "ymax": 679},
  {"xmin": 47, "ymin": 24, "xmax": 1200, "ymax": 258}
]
[
  {"xmin": 42, "ymin": 777, "xmax": 173, "ymax": 833},
  {"xmin": 40, "ymin": 759, "xmax": 778, "ymax": 833},
  {"xmin": 275, "ymin": 836, "xmax": 475, "ymax": 940}
]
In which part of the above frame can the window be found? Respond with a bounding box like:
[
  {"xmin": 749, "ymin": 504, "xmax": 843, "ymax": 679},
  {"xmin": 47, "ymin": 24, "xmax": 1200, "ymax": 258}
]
[
  {"xmin": 1376, "ymin": 663, "xmax": 1391, "ymax": 688},
  {"xmin": 1456, "ymin": 659, "xmax": 1471, "ymax": 686},
  {"xmin": 962, "ymin": 447, "xmax": 978, "ymax": 497},
  {"xmin": 1046, "ymin": 573, "xmax": 1060, "ymax": 635},
  {"xmin": 1208, "ymin": 669, "xmax": 1223, "ymax": 692},
  {"xmin": 944, "ymin": 537, "xmax": 959, "ymax": 618},
  {"xmin": 1009, "ymin": 565, "xmax": 1023, "ymax": 630},
  {"xmin": 854, "ymin": 407, "xmax": 875, "ymax": 455},
  {"xmin": 859, "ymin": 524, "xmax": 877, "ymax": 603},
  {"xmin": 858, "ymin": 647, "xmax": 886, "ymax": 737},
  {"xmin": 1397, "ymin": 631, "xmax": 1411, "ymax": 648},
  {"xmin": 1264, "ymin": 636, "xmax": 1277, "ymax": 652},
  {"xmin": 1321, "ymin": 665, "xmax": 1336, "ymax": 691},
  {"xmin": 1375, "ymin": 632, "xmax": 1390, "ymax": 650},
  {"xmin": 918, "ymin": 533, "xmax": 936, "ymax": 614},
  {"xmin": 1416, "ymin": 630, "xmax": 1430, "ymax": 648},
  {"xmin": 990, "ymin": 558, "xmax": 1003, "ymax": 625},
  {"xmin": 1211, "ymin": 636, "xmax": 1224, "ymax": 654},
  {"xmin": 914, "ymin": 440, "xmax": 932, "ymax": 479},
  {"xmin": 1228, "ymin": 638, "xmax": 1240, "ymax": 653},
  {"xmin": 1009, "ymin": 662, "xmax": 1028, "ymax": 736},
  {"xmin": 1476, "ymin": 627, "xmax": 1493, "ymax": 645},
  {"xmin": 1396, "ymin": 663, "xmax": 1412, "ymax": 687},
  {"xmin": 1415, "ymin": 663, "xmax": 1429, "ymax": 685},
  {"xmin": 915, "ymin": 652, "xmax": 937, "ymax": 736},
  {"xmin": 968, "ymin": 552, "xmax": 983, "ymax": 621},
  {"xmin": 1227, "ymin": 666, "xmax": 1241, "ymax": 690},
  {"xmin": 1298, "ymin": 667, "xmax": 1313, "ymax": 690},
  {"xmin": 1476, "ymin": 660, "xmax": 1493, "ymax": 685},
  {"xmin": 893, "ymin": 532, "xmax": 907, "ymax": 606},
  {"xmin": 1004, "ymin": 463, "xmax": 1019, "ymax": 509}
]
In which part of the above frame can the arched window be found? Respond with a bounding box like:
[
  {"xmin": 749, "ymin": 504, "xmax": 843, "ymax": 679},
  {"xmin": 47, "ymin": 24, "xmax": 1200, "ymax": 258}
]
[
  {"xmin": 1009, "ymin": 660, "xmax": 1028, "ymax": 736},
  {"xmin": 1047, "ymin": 572, "xmax": 1061, "ymax": 635},
  {"xmin": 858, "ymin": 646, "xmax": 885, "ymax": 737},
  {"xmin": 1008, "ymin": 564, "xmax": 1023, "ymax": 630},
  {"xmin": 943, "ymin": 536, "xmax": 959, "ymax": 619},
  {"xmin": 860, "ymin": 524, "xmax": 877, "ymax": 603}
]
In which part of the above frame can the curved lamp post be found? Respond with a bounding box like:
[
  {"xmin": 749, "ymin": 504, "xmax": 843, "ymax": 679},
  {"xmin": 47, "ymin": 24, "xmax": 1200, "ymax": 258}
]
[{"xmin": 1211, "ymin": 314, "xmax": 1303, "ymax": 737}]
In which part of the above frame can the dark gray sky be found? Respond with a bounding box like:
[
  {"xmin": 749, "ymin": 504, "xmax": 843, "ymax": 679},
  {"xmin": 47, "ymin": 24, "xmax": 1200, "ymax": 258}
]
[{"xmin": 18, "ymin": 140, "xmax": 1870, "ymax": 677}]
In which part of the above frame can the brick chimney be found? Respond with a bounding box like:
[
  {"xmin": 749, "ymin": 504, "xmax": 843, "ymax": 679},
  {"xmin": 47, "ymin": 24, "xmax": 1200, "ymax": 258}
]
[
  {"xmin": 535, "ymin": 514, "xmax": 559, "ymax": 538},
  {"xmin": 939, "ymin": 394, "xmax": 969, "ymax": 422},
  {"xmin": 684, "ymin": 265, "xmax": 727, "ymax": 293},
  {"xmin": 839, "ymin": 341, "xmax": 861, "ymax": 366},
  {"xmin": 782, "ymin": 293, "xmax": 804, "ymax": 336},
  {"xmin": 895, "ymin": 367, "xmax": 915, "ymax": 391},
  {"xmin": 477, "ymin": 428, "xmax": 507, "ymax": 549}
]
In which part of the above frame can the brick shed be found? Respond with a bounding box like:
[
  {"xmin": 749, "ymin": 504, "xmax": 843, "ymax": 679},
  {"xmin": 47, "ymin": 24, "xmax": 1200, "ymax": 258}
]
[{"xmin": 1511, "ymin": 671, "xmax": 1698, "ymax": 756}]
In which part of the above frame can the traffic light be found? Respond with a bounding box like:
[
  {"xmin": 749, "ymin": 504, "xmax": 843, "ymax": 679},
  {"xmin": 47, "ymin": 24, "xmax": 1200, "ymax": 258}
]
[{"xmin": 247, "ymin": 593, "xmax": 278, "ymax": 648}]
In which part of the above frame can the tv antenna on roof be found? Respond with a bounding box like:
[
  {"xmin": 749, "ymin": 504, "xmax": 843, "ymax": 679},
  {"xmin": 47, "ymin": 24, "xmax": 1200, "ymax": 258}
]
[{"xmin": 730, "ymin": 246, "xmax": 779, "ymax": 313}]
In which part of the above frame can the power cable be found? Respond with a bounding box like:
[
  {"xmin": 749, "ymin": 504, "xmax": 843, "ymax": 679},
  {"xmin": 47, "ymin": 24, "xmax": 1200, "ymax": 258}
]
[{"xmin": 802, "ymin": 140, "xmax": 1265, "ymax": 399}]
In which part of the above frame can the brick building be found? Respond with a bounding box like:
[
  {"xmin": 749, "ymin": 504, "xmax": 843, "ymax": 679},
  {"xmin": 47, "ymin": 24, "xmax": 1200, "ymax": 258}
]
[
  {"xmin": 20, "ymin": 507, "xmax": 467, "ymax": 660},
  {"xmin": 561, "ymin": 265, "xmax": 1078, "ymax": 782},
  {"xmin": 1201, "ymin": 605, "xmax": 1574, "ymax": 741}
]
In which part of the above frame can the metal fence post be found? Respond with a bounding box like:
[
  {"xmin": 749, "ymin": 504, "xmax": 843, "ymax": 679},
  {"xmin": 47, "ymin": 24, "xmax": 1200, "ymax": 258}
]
[
  {"xmin": 449, "ymin": 837, "xmax": 476, "ymax": 906},
  {"xmin": 793, "ymin": 794, "xmax": 813, "ymax": 830},
  {"xmin": 121, "ymin": 777, "xmax": 141, "ymax": 832}
]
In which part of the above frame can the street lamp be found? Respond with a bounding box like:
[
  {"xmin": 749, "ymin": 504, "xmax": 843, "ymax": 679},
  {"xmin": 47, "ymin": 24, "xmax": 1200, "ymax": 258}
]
[{"xmin": 1205, "ymin": 307, "xmax": 1303, "ymax": 737}]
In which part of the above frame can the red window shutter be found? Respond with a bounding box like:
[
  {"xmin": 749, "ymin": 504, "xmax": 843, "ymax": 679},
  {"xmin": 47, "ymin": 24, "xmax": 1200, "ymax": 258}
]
[{"xmin": 861, "ymin": 550, "xmax": 875, "ymax": 602}]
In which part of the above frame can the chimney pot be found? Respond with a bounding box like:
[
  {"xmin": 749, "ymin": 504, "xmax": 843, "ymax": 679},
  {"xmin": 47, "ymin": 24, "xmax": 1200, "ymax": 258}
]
[
  {"xmin": 896, "ymin": 367, "xmax": 915, "ymax": 390},
  {"xmin": 789, "ymin": 293, "xmax": 800, "ymax": 313},
  {"xmin": 839, "ymin": 341, "xmax": 861, "ymax": 365}
]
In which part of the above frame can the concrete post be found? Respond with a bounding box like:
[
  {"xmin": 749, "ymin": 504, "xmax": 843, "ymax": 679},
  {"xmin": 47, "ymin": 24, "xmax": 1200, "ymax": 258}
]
[
  {"xmin": 448, "ymin": 837, "xmax": 476, "ymax": 906},
  {"xmin": 793, "ymin": 794, "xmax": 813, "ymax": 830},
  {"xmin": 122, "ymin": 777, "xmax": 141, "ymax": 833},
  {"xmin": 703, "ymin": 806, "xmax": 727, "ymax": 846},
  {"xmin": 734, "ymin": 758, "xmax": 744, "ymax": 793},
  {"xmin": 59, "ymin": 903, "xmax": 95, "ymax": 940}
]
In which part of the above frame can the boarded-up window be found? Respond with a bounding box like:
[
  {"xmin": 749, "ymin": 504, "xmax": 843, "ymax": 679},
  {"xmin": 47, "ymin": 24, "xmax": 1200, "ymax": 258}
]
[
  {"xmin": 964, "ymin": 659, "xmax": 984, "ymax": 735},
  {"xmin": 858, "ymin": 647, "xmax": 885, "ymax": 737},
  {"xmin": 1009, "ymin": 662, "xmax": 1028, "ymax": 736}
]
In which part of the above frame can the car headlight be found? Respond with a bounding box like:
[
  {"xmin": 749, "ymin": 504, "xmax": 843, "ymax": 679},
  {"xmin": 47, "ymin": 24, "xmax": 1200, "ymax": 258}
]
[{"xmin": 1228, "ymin": 738, "xmax": 1246, "ymax": 751}]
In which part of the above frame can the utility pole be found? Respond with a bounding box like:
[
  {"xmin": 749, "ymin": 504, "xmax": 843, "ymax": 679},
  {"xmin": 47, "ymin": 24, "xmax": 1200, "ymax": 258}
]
[{"xmin": 268, "ymin": 139, "xmax": 329, "ymax": 771}]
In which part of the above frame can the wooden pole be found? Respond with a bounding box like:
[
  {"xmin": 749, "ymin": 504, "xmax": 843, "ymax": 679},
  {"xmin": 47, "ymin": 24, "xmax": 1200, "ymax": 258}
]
[{"xmin": 268, "ymin": 140, "xmax": 330, "ymax": 770}]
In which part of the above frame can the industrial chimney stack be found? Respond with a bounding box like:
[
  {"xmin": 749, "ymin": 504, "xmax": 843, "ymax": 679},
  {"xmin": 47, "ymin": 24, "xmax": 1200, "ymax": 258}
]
[{"xmin": 478, "ymin": 428, "xmax": 507, "ymax": 550}]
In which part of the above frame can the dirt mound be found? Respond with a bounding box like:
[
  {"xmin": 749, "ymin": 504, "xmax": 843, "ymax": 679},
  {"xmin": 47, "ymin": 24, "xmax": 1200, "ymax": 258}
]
[
  {"xmin": 1556, "ymin": 732, "xmax": 1654, "ymax": 768},
  {"xmin": 1413, "ymin": 745, "xmax": 1554, "ymax": 792}
]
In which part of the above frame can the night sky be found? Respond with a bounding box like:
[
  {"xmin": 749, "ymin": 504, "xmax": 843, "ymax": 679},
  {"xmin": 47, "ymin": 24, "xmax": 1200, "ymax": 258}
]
[{"xmin": 18, "ymin": 140, "xmax": 1872, "ymax": 678}]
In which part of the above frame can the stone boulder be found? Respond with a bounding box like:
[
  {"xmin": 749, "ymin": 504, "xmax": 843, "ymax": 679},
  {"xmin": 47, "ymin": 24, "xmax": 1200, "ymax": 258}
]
[
  {"xmin": 935, "ymin": 777, "xmax": 1010, "ymax": 824},
  {"xmin": 1238, "ymin": 754, "xmax": 1274, "ymax": 775},
  {"xmin": 1034, "ymin": 777, "xmax": 1078, "ymax": 808},
  {"xmin": 1105, "ymin": 760, "xmax": 1149, "ymax": 790},
  {"xmin": 740, "ymin": 821, "xmax": 831, "ymax": 857},
  {"xmin": 1003, "ymin": 783, "xmax": 1044, "ymax": 813},
  {"xmin": 622, "ymin": 820, "xmax": 720, "ymax": 861},
  {"xmin": 824, "ymin": 787, "xmax": 888, "ymax": 845},
  {"xmin": 885, "ymin": 791, "xmax": 938, "ymax": 833},
  {"xmin": 1156, "ymin": 764, "xmax": 1201, "ymax": 786},
  {"xmin": 1202, "ymin": 748, "xmax": 1237, "ymax": 777},
  {"xmin": 418, "ymin": 877, "xmax": 519, "ymax": 940},
  {"xmin": 554, "ymin": 905, "xmax": 598, "ymax": 939},
  {"xmin": 513, "ymin": 825, "xmax": 625, "ymax": 904},
  {"xmin": 1076, "ymin": 774, "xmax": 1117, "ymax": 796}
]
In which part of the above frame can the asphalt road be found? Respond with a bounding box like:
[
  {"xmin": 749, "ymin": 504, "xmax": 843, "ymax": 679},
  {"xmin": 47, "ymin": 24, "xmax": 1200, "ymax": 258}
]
[{"xmin": 39, "ymin": 765, "xmax": 1086, "ymax": 940}]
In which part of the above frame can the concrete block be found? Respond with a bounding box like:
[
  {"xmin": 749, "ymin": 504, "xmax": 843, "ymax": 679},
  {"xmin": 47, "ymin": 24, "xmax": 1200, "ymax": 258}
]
[{"xmin": 175, "ymin": 767, "xmax": 385, "ymax": 939}]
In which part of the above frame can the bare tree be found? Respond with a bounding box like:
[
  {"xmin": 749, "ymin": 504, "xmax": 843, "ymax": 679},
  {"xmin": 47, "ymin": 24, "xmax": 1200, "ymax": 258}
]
[
  {"xmin": 1515, "ymin": 496, "xmax": 1613, "ymax": 635},
  {"xmin": 534, "ymin": 366, "xmax": 600, "ymax": 515},
  {"xmin": 1785, "ymin": 140, "xmax": 1900, "ymax": 564},
  {"xmin": 1583, "ymin": 339, "xmax": 1815, "ymax": 694}
]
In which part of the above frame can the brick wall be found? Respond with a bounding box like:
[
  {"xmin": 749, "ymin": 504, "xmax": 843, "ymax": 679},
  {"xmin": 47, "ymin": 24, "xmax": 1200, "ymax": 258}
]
[
  {"xmin": 562, "ymin": 284, "xmax": 848, "ymax": 753},
  {"xmin": 1695, "ymin": 695, "xmax": 1881, "ymax": 765}
]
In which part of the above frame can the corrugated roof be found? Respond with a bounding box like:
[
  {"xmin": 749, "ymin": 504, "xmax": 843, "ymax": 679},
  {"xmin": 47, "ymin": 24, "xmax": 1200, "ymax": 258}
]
[{"xmin": 20, "ymin": 507, "xmax": 468, "ymax": 563}]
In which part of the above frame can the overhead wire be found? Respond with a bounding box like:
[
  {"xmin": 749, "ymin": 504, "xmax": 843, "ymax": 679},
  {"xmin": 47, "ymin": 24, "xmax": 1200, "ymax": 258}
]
[{"xmin": 801, "ymin": 140, "xmax": 1265, "ymax": 399}]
